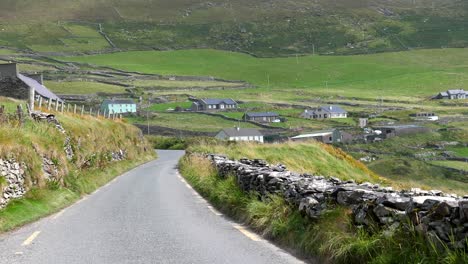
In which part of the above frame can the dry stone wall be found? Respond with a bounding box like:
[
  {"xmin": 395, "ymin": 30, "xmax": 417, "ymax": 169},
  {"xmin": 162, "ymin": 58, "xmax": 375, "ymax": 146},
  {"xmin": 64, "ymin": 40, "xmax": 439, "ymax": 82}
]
[
  {"xmin": 207, "ymin": 154, "xmax": 468, "ymax": 249},
  {"xmin": 0, "ymin": 159, "xmax": 27, "ymax": 208}
]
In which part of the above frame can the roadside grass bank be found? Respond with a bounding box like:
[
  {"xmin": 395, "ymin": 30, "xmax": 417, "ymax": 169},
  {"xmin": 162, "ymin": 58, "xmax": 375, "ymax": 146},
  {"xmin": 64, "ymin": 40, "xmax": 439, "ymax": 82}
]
[
  {"xmin": 179, "ymin": 153, "xmax": 468, "ymax": 263},
  {"xmin": 0, "ymin": 157, "xmax": 153, "ymax": 233},
  {"xmin": 188, "ymin": 140, "xmax": 384, "ymax": 184},
  {"xmin": 0, "ymin": 97, "xmax": 155, "ymax": 232}
]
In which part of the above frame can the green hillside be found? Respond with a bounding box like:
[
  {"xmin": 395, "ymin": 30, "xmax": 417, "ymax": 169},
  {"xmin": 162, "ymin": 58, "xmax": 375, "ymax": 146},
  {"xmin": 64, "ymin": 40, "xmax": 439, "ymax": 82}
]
[
  {"xmin": 59, "ymin": 48, "xmax": 468, "ymax": 100},
  {"xmin": 1, "ymin": 0, "xmax": 467, "ymax": 55}
]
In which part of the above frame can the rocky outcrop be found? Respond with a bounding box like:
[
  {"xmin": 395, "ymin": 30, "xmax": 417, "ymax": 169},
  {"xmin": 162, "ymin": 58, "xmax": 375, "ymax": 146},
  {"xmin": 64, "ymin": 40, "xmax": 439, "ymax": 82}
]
[
  {"xmin": 0, "ymin": 159, "xmax": 27, "ymax": 208},
  {"xmin": 207, "ymin": 155, "xmax": 468, "ymax": 249}
]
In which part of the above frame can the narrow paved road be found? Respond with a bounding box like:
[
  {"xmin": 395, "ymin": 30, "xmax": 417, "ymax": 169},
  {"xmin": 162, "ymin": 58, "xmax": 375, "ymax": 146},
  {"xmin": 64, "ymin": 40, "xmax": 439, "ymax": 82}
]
[{"xmin": 0, "ymin": 150, "xmax": 305, "ymax": 264}]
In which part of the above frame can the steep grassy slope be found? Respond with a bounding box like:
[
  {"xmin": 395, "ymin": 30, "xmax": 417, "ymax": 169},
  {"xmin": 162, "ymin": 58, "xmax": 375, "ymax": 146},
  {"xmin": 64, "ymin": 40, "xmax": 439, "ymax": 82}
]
[
  {"xmin": 0, "ymin": 97, "xmax": 154, "ymax": 231},
  {"xmin": 60, "ymin": 48, "xmax": 468, "ymax": 100},
  {"xmin": 1, "ymin": 0, "xmax": 467, "ymax": 55}
]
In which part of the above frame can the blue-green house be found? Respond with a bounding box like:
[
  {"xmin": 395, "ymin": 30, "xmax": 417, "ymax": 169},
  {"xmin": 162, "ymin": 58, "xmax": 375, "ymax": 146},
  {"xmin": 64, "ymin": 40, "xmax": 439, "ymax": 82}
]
[{"xmin": 101, "ymin": 99, "xmax": 137, "ymax": 114}]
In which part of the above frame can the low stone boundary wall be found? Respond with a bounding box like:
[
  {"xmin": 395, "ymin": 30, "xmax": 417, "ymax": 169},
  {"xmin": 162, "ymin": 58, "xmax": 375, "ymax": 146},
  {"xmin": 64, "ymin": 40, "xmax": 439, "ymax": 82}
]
[
  {"xmin": 0, "ymin": 159, "xmax": 27, "ymax": 208},
  {"xmin": 207, "ymin": 154, "xmax": 468, "ymax": 248}
]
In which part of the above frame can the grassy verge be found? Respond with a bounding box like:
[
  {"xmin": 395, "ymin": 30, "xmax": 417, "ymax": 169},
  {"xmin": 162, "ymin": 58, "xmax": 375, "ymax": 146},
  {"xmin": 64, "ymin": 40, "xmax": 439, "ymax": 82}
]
[
  {"xmin": 0, "ymin": 154, "xmax": 154, "ymax": 233},
  {"xmin": 179, "ymin": 154, "xmax": 468, "ymax": 263},
  {"xmin": 188, "ymin": 140, "xmax": 383, "ymax": 183}
]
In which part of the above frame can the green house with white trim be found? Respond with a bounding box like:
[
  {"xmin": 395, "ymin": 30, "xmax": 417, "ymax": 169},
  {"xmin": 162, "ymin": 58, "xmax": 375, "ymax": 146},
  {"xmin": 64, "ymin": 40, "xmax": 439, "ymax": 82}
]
[{"xmin": 100, "ymin": 99, "xmax": 137, "ymax": 114}]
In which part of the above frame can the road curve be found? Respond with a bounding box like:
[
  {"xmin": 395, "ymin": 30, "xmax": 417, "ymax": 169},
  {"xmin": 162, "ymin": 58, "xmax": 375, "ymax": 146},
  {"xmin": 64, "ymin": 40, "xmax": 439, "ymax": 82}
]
[{"xmin": 0, "ymin": 150, "xmax": 305, "ymax": 264}]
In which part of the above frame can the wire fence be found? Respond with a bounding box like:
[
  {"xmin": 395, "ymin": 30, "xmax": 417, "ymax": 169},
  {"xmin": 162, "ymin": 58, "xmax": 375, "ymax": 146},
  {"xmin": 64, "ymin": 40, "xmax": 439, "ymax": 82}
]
[{"xmin": 0, "ymin": 97, "xmax": 123, "ymax": 127}]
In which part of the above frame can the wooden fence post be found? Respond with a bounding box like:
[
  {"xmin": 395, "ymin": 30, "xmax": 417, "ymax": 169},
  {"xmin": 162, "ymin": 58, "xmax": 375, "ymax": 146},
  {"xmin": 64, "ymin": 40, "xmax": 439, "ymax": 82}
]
[
  {"xmin": 47, "ymin": 99, "xmax": 52, "ymax": 111},
  {"xmin": 17, "ymin": 105, "xmax": 24, "ymax": 126},
  {"xmin": 81, "ymin": 105, "xmax": 84, "ymax": 116},
  {"xmin": 97, "ymin": 109, "xmax": 100, "ymax": 117},
  {"xmin": 55, "ymin": 99, "xmax": 59, "ymax": 111},
  {"xmin": 67, "ymin": 104, "xmax": 70, "ymax": 112},
  {"xmin": 74, "ymin": 104, "xmax": 77, "ymax": 114},
  {"xmin": 38, "ymin": 97, "xmax": 43, "ymax": 108},
  {"xmin": 90, "ymin": 108, "xmax": 93, "ymax": 116},
  {"xmin": 0, "ymin": 105, "xmax": 4, "ymax": 122},
  {"xmin": 61, "ymin": 102, "xmax": 64, "ymax": 113}
]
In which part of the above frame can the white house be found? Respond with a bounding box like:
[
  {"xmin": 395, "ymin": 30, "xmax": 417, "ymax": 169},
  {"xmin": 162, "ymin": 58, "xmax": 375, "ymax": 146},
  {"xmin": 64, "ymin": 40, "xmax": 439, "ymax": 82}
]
[
  {"xmin": 215, "ymin": 128, "xmax": 264, "ymax": 143},
  {"xmin": 434, "ymin": 89, "xmax": 467, "ymax": 100},
  {"xmin": 300, "ymin": 105, "xmax": 347, "ymax": 119}
]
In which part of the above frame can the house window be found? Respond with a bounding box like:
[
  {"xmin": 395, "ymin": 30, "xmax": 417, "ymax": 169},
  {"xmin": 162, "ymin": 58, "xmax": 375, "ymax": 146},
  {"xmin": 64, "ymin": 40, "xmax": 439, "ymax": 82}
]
[
  {"xmin": 254, "ymin": 136, "xmax": 259, "ymax": 140},
  {"xmin": 249, "ymin": 136, "xmax": 253, "ymax": 140},
  {"xmin": 208, "ymin": 105, "xmax": 212, "ymax": 109}
]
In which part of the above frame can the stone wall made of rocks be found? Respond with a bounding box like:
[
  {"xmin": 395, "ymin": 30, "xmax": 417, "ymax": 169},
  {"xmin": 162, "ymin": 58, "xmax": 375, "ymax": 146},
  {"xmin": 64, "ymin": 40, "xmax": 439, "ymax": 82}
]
[
  {"xmin": 207, "ymin": 154, "xmax": 468, "ymax": 249},
  {"xmin": 0, "ymin": 159, "xmax": 27, "ymax": 209}
]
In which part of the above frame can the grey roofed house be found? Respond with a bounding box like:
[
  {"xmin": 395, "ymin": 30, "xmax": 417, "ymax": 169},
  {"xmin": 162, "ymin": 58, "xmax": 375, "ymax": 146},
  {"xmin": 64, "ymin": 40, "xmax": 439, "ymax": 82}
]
[
  {"xmin": 243, "ymin": 112, "xmax": 279, "ymax": 123},
  {"xmin": 434, "ymin": 89, "xmax": 467, "ymax": 99},
  {"xmin": 17, "ymin": 74, "xmax": 62, "ymax": 102},
  {"xmin": 191, "ymin": 98, "xmax": 238, "ymax": 111},
  {"xmin": 221, "ymin": 128, "xmax": 263, "ymax": 137},
  {"xmin": 215, "ymin": 127, "xmax": 264, "ymax": 143},
  {"xmin": 245, "ymin": 112, "xmax": 279, "ymax": 117},
  {"xmin": 0, "ymin": 63, "xmax": 62, "ymax": 102},
  {"xmin": 202, "ymin": 98, "xmax": 237, "ymax": 105},
  {"xmin": 301, "ymin": 105, "xmax": 348, "ymax": 119},
  {"xmin": 102, "ymin": 99, "xmax": 135, "ymax": 105}
]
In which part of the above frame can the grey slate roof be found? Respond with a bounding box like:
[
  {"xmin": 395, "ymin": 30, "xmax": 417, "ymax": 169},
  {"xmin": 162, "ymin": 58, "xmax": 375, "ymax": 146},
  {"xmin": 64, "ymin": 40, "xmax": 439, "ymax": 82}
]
[
  {"xmin": 221, "ymin": 128, "xmax": 263, "ymax": 137},
  {"xmin": 17, "ymin": 74, "xmax": 62, "ymax": 102},
  {"xmin": 201, "ymin": 98, "xmax": 237, "ymax": 105},
  {"xmin": 447, "ymin": 89, "xmax": 466, "ymax": 95},
  {"xmin": 102, "ymin": 99, "xmax": 136, "ymax": 105},
  {"xmin": 245, "ymin": 112, "xmax": 279, "ymax": 118},
  {"xmin": 318, "ymin": 105, "xmax": 347, "ymax": 114}
]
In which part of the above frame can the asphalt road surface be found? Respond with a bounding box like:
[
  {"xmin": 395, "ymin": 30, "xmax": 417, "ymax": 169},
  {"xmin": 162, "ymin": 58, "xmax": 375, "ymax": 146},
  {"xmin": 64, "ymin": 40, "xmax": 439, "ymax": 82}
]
[{"xmin": 0, "ymin": 150, "xmax": 305, "ymax": 264}]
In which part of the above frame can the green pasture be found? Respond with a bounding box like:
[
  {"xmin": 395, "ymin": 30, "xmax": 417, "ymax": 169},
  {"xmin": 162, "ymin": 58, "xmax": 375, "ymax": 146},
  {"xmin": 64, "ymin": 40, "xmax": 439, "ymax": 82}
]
[
  {"xmin": 45, "ymin": 81, "xmax": 127, "ymax": 95},
  {"xmin": 128, "ymin": 112, "xmax": 262, "ymax": 132},
  {"xmin": 59, "ymin": 48, "xmax": 468, "ymax": 101},
  {"xmin": 149, "ymin": 102, "xmax": 192, "ymax": 112},
  {"xmin": 127, "ymin": 79, "xmax": 241, "ymax": 88}
]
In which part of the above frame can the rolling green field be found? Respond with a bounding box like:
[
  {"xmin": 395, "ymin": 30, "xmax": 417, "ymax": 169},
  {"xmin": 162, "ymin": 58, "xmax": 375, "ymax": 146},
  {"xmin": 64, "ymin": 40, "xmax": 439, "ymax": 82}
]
[
  {"xmin": 128, "ymin": 112, "xmax": 263, "ymax": 132},
  {"xmin": 60, "ymin": 48, "xmax": 468, "ymax": 101},
  {"xmin": 126, "ymin": 79, "xmax": 241, "ymax": 88},
  {"xmin": 45, "ymin": 81, "xmax": 127, "ymax": 94}
]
